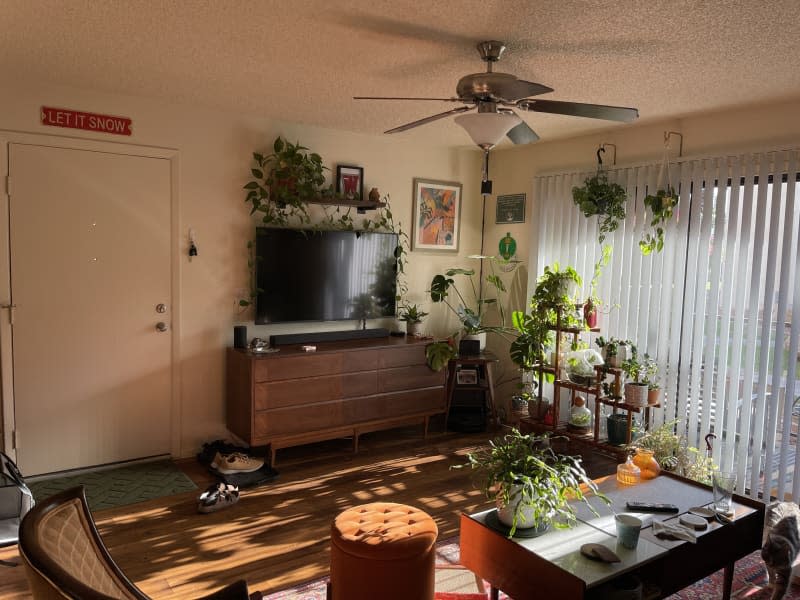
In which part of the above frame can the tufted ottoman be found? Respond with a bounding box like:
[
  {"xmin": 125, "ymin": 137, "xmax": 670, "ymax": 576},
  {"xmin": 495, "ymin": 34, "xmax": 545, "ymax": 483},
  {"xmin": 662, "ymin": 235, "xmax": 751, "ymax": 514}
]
[{"xmin": 330, "ymin": 502, "xmax": 439, "ymax": 600}]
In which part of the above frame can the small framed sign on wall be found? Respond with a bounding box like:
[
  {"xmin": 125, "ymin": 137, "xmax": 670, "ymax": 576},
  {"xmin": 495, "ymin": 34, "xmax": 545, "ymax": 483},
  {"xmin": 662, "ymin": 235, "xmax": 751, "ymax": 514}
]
[{"xmin": 495, "ymin": 193, "xmax": 526, "ymax": 224}]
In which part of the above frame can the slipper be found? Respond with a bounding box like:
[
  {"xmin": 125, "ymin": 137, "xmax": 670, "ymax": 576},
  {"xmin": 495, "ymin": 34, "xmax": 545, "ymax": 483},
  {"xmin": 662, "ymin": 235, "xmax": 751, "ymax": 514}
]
[{"xmin": 197, "ymin": 483, "xmax": 239, "ymax": 513}]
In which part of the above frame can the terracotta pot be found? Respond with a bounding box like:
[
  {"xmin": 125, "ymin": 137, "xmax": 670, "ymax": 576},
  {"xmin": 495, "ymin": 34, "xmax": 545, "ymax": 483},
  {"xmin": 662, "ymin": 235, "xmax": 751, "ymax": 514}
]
[{"xmin": 647, "ymin": 387, "xmax": 661, "ymax": 406}]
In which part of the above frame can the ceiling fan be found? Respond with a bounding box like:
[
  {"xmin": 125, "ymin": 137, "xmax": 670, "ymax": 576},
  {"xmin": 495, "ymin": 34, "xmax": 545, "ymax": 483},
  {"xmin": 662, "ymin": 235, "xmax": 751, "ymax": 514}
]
[{"xmin": 354, "ymin": 40, "xmax": 639, "ymax": 148}]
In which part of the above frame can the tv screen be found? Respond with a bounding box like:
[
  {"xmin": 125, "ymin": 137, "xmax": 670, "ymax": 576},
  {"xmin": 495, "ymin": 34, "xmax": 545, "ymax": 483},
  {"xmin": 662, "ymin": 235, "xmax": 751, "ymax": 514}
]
[{"xmin": 255, "ymin": 228, "xmax": 398, "ymax": 324}]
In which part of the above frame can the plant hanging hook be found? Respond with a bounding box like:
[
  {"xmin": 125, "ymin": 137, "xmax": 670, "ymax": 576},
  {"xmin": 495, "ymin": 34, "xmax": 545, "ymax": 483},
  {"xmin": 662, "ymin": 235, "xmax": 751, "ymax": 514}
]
[
  {"xmin": 664, "ymin": 131, "xmax": 683, "ymax": 157},
  {"xmin": 600, "ymin": 143, "xmax": 617, "ymax": 166},
  {"xmin": 596, "ymin": 145, "xmax": 605, "ymax": 170}
]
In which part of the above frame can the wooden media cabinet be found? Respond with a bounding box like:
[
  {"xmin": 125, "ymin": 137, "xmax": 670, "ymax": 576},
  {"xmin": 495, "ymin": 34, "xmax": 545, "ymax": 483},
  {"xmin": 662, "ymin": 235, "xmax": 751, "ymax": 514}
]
[{"xmin": 226, "ymin": 336, "xmax": 446, "ymax": 465}]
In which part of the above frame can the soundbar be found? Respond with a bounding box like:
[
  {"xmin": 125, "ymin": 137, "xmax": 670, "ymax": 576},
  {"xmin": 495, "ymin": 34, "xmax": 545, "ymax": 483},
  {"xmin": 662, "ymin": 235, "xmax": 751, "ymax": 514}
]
[{"xmin": 270, "ymin": 328, "xmax": 390, "ymax": 346}]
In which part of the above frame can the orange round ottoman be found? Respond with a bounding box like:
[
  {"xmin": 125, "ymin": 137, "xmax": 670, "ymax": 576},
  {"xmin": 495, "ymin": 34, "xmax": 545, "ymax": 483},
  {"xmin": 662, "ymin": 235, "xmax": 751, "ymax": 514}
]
[{"xmin": 330, "ymin": 502, "xmax": 438, "ymax": 600}]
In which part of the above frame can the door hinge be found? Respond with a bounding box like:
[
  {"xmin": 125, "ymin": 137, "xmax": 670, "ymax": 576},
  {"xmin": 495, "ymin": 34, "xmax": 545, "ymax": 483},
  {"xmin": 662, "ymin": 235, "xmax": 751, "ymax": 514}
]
[{"xmin": 12, "ymin": 429, "xmax": 18, "ymax": 450}]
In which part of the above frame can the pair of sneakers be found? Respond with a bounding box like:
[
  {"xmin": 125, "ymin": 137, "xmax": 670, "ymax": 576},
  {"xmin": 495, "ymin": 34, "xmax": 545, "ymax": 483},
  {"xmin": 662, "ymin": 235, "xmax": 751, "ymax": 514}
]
[
  {"xmin": 197, "ymin": 482, "xmax": 239, "ymax": 513},
  {"xmin": 211, "ymin": 451, "xmax": 264, "ymax": 474}
]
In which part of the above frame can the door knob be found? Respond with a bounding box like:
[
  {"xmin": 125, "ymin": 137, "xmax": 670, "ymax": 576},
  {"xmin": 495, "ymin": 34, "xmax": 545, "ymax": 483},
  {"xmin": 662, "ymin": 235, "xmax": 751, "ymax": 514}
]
[
  {"xmin": 156, "ymin": 303, "xmax": 167, "ymax": 313},
  {"xmin": 155, "ymin": 322, "xmax": 168, "ymax": 332}
]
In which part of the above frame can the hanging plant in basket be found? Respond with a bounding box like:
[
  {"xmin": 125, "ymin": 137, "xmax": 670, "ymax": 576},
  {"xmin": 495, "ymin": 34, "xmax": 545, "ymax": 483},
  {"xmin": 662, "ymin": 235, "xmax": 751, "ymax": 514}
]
[
  {"xmin": 639, "ymin": 136, "xmax": 680, "ymax": 255},
  {"xmin": 639, "ymin": 187, "xmax": 679, "ymax": 255},
  {"xmin": 572, "ymin": 166, "xmax": 627, "ymax": 246}
]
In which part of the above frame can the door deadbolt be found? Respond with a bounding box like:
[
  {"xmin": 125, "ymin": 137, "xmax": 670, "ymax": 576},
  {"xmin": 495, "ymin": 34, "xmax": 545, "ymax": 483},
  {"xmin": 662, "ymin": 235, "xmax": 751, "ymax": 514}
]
[
  {"xmin": 156, "ymin": 303, "xmax": 167, "ymax": 313},
  {"xmin": 155, "ymin": 322, "xmax": 168, "ymax": 332}
]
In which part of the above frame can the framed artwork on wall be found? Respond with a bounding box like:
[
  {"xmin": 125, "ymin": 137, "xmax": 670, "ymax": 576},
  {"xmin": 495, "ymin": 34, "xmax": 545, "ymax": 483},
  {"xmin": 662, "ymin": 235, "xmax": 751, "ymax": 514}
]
[
  {"xmin": 411, "ymin": 178, "xmax": 462, "ymax": 252},
  {"xmin": 336, "ymin": 165, "xmax": 363, "ymax": 201},
  {"xmin": 495, "ymin": 193, "xmax": 526, "ymax": 224}
]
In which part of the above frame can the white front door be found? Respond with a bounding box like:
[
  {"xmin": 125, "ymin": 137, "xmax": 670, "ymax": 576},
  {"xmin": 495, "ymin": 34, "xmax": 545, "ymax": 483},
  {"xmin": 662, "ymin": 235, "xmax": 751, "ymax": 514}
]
[{"xmin": 7, "ymin": 143, "xmax": 172, "ymax": 475}]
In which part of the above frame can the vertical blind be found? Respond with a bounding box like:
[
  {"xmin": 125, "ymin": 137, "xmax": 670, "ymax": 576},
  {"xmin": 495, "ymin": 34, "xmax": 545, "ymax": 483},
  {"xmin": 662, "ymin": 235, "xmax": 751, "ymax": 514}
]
[{"xmin": 533, "ymin": 149, "xmax": 800, "ymax": 501}]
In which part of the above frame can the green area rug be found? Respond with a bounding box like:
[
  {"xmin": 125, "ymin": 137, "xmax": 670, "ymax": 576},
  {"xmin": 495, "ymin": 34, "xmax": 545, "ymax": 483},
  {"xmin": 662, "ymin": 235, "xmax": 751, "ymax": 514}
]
[{"xmin": 29, "ymin": 460, "xmax": 197, "ymax": 511}]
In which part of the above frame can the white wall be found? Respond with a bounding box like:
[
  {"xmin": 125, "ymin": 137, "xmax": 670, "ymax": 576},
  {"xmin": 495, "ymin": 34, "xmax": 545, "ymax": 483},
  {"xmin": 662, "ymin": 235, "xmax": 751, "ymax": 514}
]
[
  {"xmin": 484, "ymin": 97, "xmax": 800, "ymax": 411},
  {"xmin": 0, "ymin": 80, "xmax": 483, "ymax": 457}
]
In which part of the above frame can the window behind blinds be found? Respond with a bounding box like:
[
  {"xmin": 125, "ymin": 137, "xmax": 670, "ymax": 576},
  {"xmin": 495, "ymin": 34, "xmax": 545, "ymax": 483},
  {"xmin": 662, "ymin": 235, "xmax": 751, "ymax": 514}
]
[{"xmin": 532, "ymin": 150, "xmax": 800, "ymax": 500}]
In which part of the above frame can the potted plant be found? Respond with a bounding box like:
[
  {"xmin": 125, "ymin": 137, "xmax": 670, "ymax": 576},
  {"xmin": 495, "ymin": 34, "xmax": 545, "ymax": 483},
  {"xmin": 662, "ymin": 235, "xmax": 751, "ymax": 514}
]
[
  {"xmin": 429, "ymin": 255, "xmax": 515, "ymax": 349},
  {"xmin": 244, "ymin": 136, "xmax": 334, "ymax": 227},
  {"xmin": 606, "ymin": 413, "xmax": 631, "ymax": 445},
  {"xmin": 584, "ymin": 245, "xmax": 612, "ymax": 329},
  {"xmin": 461, "ymin": 429, "xmax": 607, "ymax": 536},
  {"xmin": 595, "ymin": 337, "xmax": 634, "ymax": 368},
  {"xmin": 509, "ymin": 263, "xmax": 583, "ymax": 419},
  {"xmin": 425, "ymin": 339, "xmax": 457, "ymax": 372},
  {"xmin": 398, "ymin": 303, "xmax": 429, "ymax": 336},
  {"xmin": 628, "ymin": 420, "xmax": 714, "ymax": 483},
  {"xmin": 572, "ymin": 170, "xmax": 627, "ymax": 246},
  {"xmin": 621, "ymin": 350, "xmax": 648, "ymax": 407},
  {"xmin": 640, "ymin": 187, "xmax": 679, "ymax": 255},
  {"xmin": 641, "ymin": 354, "xmax": 661, "ymax": 405}
]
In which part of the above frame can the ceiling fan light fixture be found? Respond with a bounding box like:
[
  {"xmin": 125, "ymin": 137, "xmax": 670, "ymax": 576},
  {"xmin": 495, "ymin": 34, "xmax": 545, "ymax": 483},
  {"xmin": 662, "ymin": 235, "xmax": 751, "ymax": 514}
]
[{"xmin": 454, "ymin": 112, "xmax": 521, "ymax": 148}]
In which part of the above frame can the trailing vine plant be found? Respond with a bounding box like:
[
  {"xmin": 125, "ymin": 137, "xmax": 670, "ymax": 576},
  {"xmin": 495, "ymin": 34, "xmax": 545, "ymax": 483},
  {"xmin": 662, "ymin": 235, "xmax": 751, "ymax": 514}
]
[
  {"xmin": 639, "ymin": 135, "xmax": 680, "ymax": 255},
  {"xmin": 571, "ymin": 148, "xmax": 627, "ymax": 246}
]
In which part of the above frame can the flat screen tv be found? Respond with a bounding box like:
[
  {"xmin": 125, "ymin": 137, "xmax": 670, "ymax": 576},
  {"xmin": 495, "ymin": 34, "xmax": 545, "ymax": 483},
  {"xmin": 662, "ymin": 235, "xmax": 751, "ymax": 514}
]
[{"xmin": 255, "ymin": 228, "xmax": 398, "ymax": 324}]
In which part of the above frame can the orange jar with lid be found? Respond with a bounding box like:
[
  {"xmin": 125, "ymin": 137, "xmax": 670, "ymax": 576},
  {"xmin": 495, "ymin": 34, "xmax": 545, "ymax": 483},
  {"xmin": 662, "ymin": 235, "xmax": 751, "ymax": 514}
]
[
  {"xmin": 632, "ymin": 448, "xmax": 660, "ymax": 480},
  {"xmin": 616, "ymin": 456, "xmax": 641, "ymax": 485}
]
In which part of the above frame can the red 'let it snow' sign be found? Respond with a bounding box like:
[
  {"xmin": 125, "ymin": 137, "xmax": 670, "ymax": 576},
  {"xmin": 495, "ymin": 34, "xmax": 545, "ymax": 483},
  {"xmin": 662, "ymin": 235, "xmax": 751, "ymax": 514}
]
[{"xmin": 41, "ymin": 106, "xmax": 133, "ymax": 136}]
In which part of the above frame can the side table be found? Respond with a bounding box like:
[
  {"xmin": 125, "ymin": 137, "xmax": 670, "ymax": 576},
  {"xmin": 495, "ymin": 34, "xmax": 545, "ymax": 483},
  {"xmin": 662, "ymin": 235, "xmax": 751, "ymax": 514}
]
[{"xmin": 445, "ymin": 352, "xmax": 499, "ymax": 431}]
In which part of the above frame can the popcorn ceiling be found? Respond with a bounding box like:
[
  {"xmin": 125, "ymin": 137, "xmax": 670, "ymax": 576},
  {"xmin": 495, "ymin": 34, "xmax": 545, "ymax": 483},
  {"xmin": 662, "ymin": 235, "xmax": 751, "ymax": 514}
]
[{"xmin": 2, "ymin": 0, "xmax": 799, "ymax": 147}]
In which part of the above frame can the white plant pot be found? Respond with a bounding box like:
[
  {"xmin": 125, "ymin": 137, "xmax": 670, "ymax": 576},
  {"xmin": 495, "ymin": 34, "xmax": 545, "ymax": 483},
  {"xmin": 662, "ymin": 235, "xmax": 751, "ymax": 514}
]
[
  {"xmin": 406, "ymin": 321, "xmax": 421, "ymax": 337},
  {"xmin": 603, "ymin": 345, "xmax": 627, "ymax": 368},
  {"xmin": 496, "ymin": 484, "xmax": 541, "ymax": 530},
  {"xmin": 624, "ymin": 382, "xmax": 649, "ymax": 407},
  {"xmin": 464, "ymin": 332, "xmax": 487, "ymax": 351}
]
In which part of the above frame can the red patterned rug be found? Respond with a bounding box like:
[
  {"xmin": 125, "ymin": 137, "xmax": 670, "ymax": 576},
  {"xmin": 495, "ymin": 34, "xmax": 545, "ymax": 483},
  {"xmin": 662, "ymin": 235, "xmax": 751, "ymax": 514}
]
[{"xmin": 263, "ymin": 538, "xmax": 797, "ymax": 599}]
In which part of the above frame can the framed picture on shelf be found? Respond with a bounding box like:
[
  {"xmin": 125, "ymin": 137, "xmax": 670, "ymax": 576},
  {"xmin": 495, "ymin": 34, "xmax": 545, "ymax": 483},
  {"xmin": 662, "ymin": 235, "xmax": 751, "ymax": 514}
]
[
  {"xmin": 456, "ymin": 369, "xmax": 478, "ymax": 385},
  {"xmin": 411, "ymin": 178, "xmax": 462, "ymax": 252},
  {"xmin": 336, "ymin": 165, "xmax": 364, "ymax": 201}
]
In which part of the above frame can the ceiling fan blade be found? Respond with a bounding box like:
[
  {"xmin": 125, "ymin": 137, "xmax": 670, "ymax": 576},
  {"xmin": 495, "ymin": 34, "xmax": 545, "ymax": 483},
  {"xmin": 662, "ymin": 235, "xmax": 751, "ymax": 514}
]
[
  {"xmin": 384, "ymin": 106, "xmax": 473, "ymax": 134},
  {"xmin": 504, "ymin": 80, "xmax": 554, "ymax": 101},
  {"xmin": 354, "ymin": 96, "xmax": 464, "ymax": 102},
  {"xmin": 506, "ymin": 120, "xmax": 540, "ymax": 145},
  {"xmin": 518, "ymin": 99, "xmax": 639, "ymax": 122}
]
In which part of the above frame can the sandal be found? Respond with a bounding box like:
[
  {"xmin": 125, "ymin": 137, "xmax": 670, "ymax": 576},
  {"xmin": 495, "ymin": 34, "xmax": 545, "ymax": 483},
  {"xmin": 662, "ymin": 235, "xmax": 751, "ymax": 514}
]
[{"xmin": 197, "ymin": 483, "xmax": 239, "ymax": 513}]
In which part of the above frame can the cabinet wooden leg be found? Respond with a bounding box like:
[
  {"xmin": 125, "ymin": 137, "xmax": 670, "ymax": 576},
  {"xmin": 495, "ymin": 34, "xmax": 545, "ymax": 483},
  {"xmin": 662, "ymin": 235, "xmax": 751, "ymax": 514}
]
[
  {"xmin": 444, "ymin": 362, "xmax": 458, "ymax": 432},
  {"xmin": 485, "ymin": 363, "xmax": 498, "ymax": 427}
]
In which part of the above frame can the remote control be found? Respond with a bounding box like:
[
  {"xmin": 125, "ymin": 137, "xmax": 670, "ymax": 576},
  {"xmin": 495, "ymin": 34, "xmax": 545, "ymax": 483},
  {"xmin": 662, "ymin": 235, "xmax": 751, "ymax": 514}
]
[{"xmin": 625, "ymin": 501, "xmax": 680, "ymax": 513}]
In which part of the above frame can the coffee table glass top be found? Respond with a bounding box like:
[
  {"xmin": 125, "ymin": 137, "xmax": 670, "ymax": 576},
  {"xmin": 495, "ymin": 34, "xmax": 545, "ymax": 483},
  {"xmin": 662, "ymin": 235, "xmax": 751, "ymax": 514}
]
[{"xmin": 469, "ymin": 510, "xmax": 669, "ymax": 588}]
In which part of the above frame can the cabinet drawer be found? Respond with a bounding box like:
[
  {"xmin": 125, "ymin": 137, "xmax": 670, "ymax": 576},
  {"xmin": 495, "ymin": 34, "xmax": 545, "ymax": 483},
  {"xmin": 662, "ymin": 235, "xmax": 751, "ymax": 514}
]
[
  {"xmin": 253, "ymin": 388, "xmax": 446, "ymax": 437},
  {"xmin": 378, "ymin": 345, "xmax": 427, "ymax": 369},
  {"xmin": 255, "ymin": 372, "xmax": 378, "ymax": 409},
  {"xmin": 378, "ymin": 365, "xmax": 445, "ymax": 393},
  {"xmin": 344, "ymin": 388, "xmax": 446, "ymax": 422},
  {"xmin": 255, "ymin": 401, "xmax": 346, "ymax": 436},
  {"xmin": 253, "ymin": 349, "xmax": 376, "ymax": 382}
]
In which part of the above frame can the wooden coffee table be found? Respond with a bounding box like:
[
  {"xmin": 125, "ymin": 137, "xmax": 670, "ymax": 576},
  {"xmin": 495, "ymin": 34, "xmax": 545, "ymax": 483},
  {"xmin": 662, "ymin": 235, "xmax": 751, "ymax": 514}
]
[{"xmin": 460, "ymin": 472, "xmax": 764, "ymax": 599}]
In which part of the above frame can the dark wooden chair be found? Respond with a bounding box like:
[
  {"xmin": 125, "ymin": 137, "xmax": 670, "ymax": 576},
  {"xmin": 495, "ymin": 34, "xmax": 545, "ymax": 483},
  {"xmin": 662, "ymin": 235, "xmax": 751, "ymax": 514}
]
[{"xmin": 18, "ymin": 485, "xmax": 259, "ymax": 599}]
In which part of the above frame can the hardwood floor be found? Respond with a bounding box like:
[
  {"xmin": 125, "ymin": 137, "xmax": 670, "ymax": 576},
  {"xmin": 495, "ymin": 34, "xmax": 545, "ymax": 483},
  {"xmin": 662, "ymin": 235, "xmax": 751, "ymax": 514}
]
[{"xmin": 0, "ymin": 425, "xmax": 616, "ymax": 598}]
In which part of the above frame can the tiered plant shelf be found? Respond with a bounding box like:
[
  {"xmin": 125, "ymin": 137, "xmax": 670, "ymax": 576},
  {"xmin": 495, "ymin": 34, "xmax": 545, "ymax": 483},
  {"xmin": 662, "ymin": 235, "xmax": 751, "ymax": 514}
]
[{"xmin": 520, "ymin": 308, "xmax": 659, "ymax": 456}]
